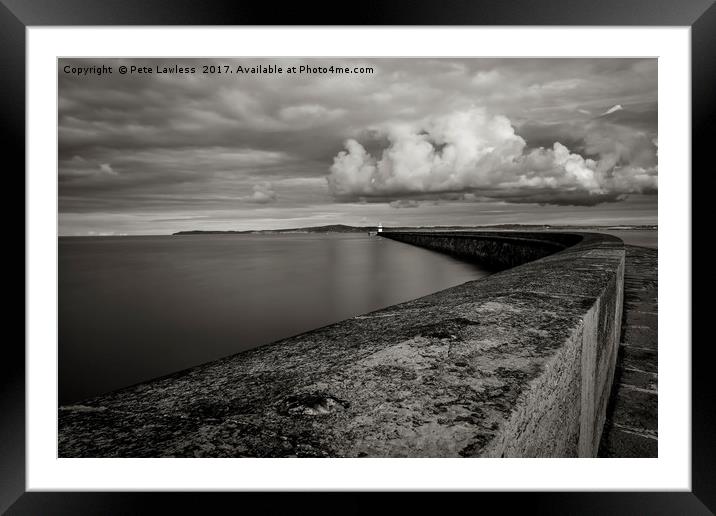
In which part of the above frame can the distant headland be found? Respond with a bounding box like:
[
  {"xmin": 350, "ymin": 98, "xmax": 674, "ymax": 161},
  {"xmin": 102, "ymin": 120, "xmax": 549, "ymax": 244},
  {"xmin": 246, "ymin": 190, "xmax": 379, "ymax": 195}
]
[{"xmin": 172, "ymin": 224, "xmax": 657, "ymax": 235}]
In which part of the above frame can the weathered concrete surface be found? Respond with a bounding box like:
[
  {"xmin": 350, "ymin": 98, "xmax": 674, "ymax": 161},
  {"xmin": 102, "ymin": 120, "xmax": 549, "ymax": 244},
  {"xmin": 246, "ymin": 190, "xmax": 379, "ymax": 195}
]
[
  {"xmin": 598, "ymin": 245, "xmax": 658, "ymax": 457},
  {"xmin": 58, "ymin": 232, "xmax": 624, "ymax": 458}
]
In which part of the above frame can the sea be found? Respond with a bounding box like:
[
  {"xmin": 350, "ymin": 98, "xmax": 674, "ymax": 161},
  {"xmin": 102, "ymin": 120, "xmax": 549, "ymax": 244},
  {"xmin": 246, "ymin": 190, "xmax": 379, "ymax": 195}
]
[{"xmin": 58, "ymin": 233, "xmax": 490, "ymax": 404}]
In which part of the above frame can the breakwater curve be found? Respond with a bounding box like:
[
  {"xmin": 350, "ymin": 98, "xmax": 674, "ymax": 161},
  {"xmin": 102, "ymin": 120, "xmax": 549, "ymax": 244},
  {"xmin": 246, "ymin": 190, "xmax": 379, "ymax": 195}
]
[{"xmin": 59, "ymin": 231, "xmax": 625, "ymax": 458}]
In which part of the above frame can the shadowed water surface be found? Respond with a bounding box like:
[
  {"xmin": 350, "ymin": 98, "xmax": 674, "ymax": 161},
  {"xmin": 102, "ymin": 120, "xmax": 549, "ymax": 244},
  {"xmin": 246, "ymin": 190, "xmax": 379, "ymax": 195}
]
[{"xmin": 59, "ymin": 233, "xmax": 490, "ymax": 404}]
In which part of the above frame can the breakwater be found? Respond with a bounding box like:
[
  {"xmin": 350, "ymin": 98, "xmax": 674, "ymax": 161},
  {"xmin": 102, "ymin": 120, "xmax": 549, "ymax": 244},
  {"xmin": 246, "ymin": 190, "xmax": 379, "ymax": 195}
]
[
  {"xmin": 59, "ymin": 231, "xmax": 625, "ymax": 458},
  {"xmin": 381, "ymin": 231, "xmax": 583, "ymax": 270}
]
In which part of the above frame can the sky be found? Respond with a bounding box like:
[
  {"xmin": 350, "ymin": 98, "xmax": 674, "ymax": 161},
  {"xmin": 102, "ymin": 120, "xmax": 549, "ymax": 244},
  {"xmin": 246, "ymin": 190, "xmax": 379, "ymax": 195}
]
[{"xmin": 58, "ymin": 58, "xmax": 657, "ymax": 235}]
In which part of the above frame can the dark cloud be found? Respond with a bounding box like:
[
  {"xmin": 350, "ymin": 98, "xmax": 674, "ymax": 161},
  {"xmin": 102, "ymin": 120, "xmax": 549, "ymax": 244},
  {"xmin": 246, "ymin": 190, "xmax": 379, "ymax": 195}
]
[{"xmin": 58, "ymin": 58, "xmax": 657, "ymax": 234}]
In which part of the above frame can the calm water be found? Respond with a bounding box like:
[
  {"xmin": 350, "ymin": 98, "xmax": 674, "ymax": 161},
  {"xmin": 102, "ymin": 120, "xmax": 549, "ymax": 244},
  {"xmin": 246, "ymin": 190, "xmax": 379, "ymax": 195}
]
[
  {"xmin": 59, "ymin": 234, "xmax": 490, "ymax": 404},
  {"xmin": 593, "ymin": 230, "xmax": 657, "ymax": 249}
]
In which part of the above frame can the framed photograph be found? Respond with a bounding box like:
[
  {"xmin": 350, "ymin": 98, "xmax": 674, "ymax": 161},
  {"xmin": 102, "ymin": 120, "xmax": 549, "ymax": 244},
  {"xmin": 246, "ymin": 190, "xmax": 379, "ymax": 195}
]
[{"xmin": 5, "ymin": 0, "xmax": 711, "ymax": 512}]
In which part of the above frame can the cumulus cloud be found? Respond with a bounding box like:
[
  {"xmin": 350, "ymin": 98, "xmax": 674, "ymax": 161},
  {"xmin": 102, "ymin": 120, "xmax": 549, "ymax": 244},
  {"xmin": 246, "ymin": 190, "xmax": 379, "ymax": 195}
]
[
  {"xmin": 242, "ymin": 182, "xmax": 277, "ymax": 204},
  {"xmin": 99, "ymin": 163, "xmax": 117, "ymax": 176},
  {"xmin": 327, "ymin": 107, "xmax": 657, "ymax": 206},
  {"xmin": 582, "ymin": 119, "xmax": 657, "ymax": 194}
]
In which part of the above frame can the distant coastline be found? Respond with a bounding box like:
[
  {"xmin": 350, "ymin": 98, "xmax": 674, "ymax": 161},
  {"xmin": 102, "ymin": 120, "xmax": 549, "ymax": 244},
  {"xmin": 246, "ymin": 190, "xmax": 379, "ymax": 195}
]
[{"xmin": 172, "ymin": 223, "xmax": 658, "ymax": 236}]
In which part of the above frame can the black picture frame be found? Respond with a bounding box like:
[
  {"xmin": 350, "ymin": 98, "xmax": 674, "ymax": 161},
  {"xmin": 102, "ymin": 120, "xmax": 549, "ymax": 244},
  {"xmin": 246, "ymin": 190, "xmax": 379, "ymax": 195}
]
[{"xmin": 3, "ymin": 0, "xmax": 713, "ymax": 513}]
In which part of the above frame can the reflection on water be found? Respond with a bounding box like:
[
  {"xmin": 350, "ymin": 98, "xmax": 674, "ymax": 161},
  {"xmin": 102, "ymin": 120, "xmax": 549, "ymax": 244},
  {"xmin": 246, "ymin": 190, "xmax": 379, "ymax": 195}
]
[{"xmin": 59, "ymin": 234, "xmax": 490, "ymax": 404}]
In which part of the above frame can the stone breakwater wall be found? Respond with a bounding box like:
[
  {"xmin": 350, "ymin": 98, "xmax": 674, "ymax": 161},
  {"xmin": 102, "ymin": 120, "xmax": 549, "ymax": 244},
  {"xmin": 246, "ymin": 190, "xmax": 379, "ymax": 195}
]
[
  {"xmin": 58, "ymin": 232, "xmax": 625, "ymax": 458},
  {"xmin": 381, "ymin": 231, "xmax": 583, "ymax": 271},
  {"xmin": 381, "ymin": 231, "xmax": 625, "ymax": 457}
]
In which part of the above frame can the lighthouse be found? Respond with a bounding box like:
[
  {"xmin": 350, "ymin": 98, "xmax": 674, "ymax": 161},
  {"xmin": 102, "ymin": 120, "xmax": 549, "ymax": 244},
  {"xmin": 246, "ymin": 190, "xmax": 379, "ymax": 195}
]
[{"xmin": 377, "ymin": 222, "xmax": 383, "ymax": 233}]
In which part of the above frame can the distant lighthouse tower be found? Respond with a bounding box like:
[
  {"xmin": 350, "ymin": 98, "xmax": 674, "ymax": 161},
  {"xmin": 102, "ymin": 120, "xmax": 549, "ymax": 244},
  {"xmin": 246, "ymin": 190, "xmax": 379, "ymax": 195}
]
[{"xmin": 377, "ymin": 222, "xmax": 383, "ymax": 233}]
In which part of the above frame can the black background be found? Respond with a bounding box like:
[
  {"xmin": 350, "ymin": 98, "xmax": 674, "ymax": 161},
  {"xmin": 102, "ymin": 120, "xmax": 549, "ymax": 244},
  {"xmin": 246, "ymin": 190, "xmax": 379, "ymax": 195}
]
[{"xmin": 2, "ymin": 0, "xmax": 713, "ymax": 513}]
